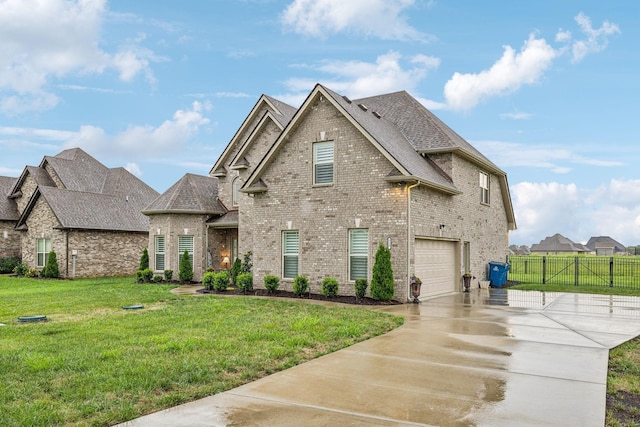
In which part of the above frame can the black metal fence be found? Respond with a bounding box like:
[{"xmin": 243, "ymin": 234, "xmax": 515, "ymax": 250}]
[{"xmin": 507, "ymin": 255, "xmax": 640, "ymax": 288}]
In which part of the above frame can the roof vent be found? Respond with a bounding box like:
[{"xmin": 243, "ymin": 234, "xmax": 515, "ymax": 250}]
[
  {"xmin": 342, "ymin": 95, "xmax": 352, "ymax": 104},
  {"xmin": 357, "ymin": 103, "xmax": 368, "ymax": 111},
  {"xmin": 372, "ymin": 111, "xmax": 381, "ymax": 119}
]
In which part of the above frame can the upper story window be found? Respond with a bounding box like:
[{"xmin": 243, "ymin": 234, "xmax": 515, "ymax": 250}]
[
  {"xmin": 313, "ymin": 141, "xmax": 334, "ymax": 185},
  {"xmin": 479, "ymin": 171, "xmax": 490, "ymax": 205},
  {"xmin": 232, "ymin": 177, "xmax": 240, "ymax": 207}
]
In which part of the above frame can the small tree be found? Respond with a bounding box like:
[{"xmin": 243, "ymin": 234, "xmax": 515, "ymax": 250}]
[
  {"xmin": 230, "ymin": 257, "xmax": 242, "ymax": 284},
  {"xmin": 178, "ymin": 250, "xmax": 193, "ymax": 282},
  {"xmin": 139, "ymin": 247, "xmax": 149, "ymax": 270},
  {"xmin": 42, "ymin": 250, "xmax": 60, "ymax": 278},
  {"xmin": 293, "ymin": 275, "xmax": 309, "ymax": 297},
  {"xmin": 164, "ymin": 269, "xmax": 173, "ymax": 281},
  {"xmin": 370, "ymin": 243, "xmax": 394, "ymax": 301},
  {"xmin": 240, "ymin": 250, "xmax": 253, "ymax": 274}
]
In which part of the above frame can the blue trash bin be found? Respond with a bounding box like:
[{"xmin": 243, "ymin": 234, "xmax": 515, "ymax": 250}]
[{"xmin": 488, "ymin": 262, "xmax": 510, "ymax": 287}]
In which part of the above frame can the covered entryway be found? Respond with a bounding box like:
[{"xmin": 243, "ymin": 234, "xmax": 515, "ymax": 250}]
[{"xmin": 415, "ymin": 238, "xmax": 457, "ymax": 297}]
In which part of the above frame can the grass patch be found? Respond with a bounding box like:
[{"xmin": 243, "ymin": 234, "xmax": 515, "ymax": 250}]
[
  {"xmin": 607, "ymin": 337, "xmax": 640, "ymax": 426},
  {"xmin": 0, "ymin": 276, "xmax": 403, "ymax": 426},
  {"xmin": 510, "ymin": 283, "xmax": 640, "ymax": 297}
]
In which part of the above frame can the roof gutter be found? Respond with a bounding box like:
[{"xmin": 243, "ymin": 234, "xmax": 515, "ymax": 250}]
[{"xmin": 384, "ymin": 175, "xmax": 461, "ymax": 196}]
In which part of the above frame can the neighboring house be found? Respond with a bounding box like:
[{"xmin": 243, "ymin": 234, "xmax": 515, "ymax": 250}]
[
  {"xmin": 586, "ymin": 236, "xmax": 626, "ymax": 256},
  {"xmin": 509, "ymin": 244, "xmax": 531, "ymax": 256},
  {"xmin": 0, "ymin": 176, "xmax": 20, "ymax": 256},
  {"xmin": 4, "ymin": 148, "xmax": 159, "ymax": 277},
  {"xmin": 530, "ymin": 233, "xmax": 591, "ymax": 255},
  {"xmin": 146, "ymin": 84, "xmax": 516, "ymax": 301}
]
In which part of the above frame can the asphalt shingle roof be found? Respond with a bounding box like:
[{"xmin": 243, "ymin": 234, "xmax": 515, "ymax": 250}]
[
  {"xmin": 0, "ymin": 176, "xmax": 18, "ymax": 221},
  {"xmin": 143, "ymin": 173, "xmax": 226, "ymax": 215},
  {"xmin": 264, "ymin": 95, "xmax": 297, "ymax": 128},
  {"xmin": 586, "ymin": 236, "xmax": 626, "ymax": 253},
  {"xmin": 531, "ymin": 233, "xmax": 589, "ymax": 253},
  {"xmin": 42, "ymin": 148, "xmax": 109, "ymax": 192}
]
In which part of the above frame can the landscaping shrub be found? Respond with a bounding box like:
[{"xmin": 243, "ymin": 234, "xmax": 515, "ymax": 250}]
[
  {"xmin": 213, "ymin": 271, "xmax": 229, "ymax": 292},
  {"xmin": 0, "ymin": 255, "xmax": 21, "ymax": 274},
  {"xmin": 230, "ymin": 257, "xmax": 242, "ymax": 284},
  {"xmin": 240, "ymin": 251, "xmax": 253, "ymax": 274},
  {"xmin": 178, "ymin": 250, "xmax": 193, "ymax": 282},
  {"xmin": 13, "ymin": 263, "xmax": 29, "ymax": 277},
  {"xmin": 236, "ymin": 272, "xmax": 253, "ymax": 293},
  {"xmin": 264, "ymin": 275, "xmax": 280, "ymax": 293},
  {"xmin": 26, "ymin": 269, "xmax": 39, "ymax": 278},
  {"xmin": 153, "ymin": 275, "xmax": 163, "ymax": 283},
  {"xmin": 355, "ymin": 278, "xmax": 368, "ymax": 300},
  {"xmin": 136, "ymin": 269, "xmax": 153, "ymax": 283},
  {"xmin": 139, "ymin": 248, "xmax": 149, "ymax": 270},
  {"xmin": 42, "ymin": 251, "xmax": 59, "ymax": 278},
  {"xmin": 293, "ymin": 275, "xmax": 309, "ymax": 297},
  {"xmin": 370, "ymin": 243, "xmax": 394, "ymax": 301},
  {"xmin": 321, "ymin": 277, "xmax": 339, "ymax": 298},
  {"xmin": 202, "ymin": 271, "xmax": 215, "ymax": 290},
  {"xmin": 164, "ymin": 269, "xmax": 173, "ymax": 281}
]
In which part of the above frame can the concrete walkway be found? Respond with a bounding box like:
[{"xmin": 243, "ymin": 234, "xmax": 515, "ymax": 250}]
[{"xmin": 118, "ymin": 289, "xmax": 640, "ymax": 426}]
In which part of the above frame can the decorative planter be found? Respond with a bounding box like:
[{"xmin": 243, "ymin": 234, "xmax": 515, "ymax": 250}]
[
  {"xmin": 462, "ymin": 274, "xmax": 472, "ymax": 293},
  {"xmin": 410, "ymin": 276, "xmax": 422, "ymax": 303}
]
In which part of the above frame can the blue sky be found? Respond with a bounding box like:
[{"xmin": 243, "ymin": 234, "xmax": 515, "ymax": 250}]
[{"xmin": 0, "ymin": 0, "xmax": 637, "ymax": 247}]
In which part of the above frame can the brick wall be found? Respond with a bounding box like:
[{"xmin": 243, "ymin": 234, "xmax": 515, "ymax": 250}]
[{"xmin": 0, "ymin": 220, "xmax": 20, "ymax": 257}]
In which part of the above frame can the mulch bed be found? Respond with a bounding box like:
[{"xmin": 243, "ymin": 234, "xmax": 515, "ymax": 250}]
[{"xmin": 196, "ymin": 287, "xmax": 401, "ymax": 306}]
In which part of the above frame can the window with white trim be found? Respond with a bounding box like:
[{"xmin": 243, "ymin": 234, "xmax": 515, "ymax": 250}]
[
  {"xmin": 313, "ymin": 141, "xmax": 334, "ymax": 185},
  {"xmin": 232, "ymin": 177, "xmax": 240, "ymax": 207},
  {"xmin": 178, "ymin": 235, "xmax": 194, "ymax": 271},
  {"xmin": 36, "ymin": 238, "xmax": 51, "ymax": 268},
  {"xmin": 349, "ymin": 229, "xmax": 368, "ymax": 281},
  {"xmin": 282, "ymin": 230, "xmax": 299, "ymax": 279},
  {"xmin": 155, "ymin": 235, "xmax": 165, "ymax": 271},
  {"xmin": 479, "ymin": 171, "xmax": 490, "ymax": 205}
]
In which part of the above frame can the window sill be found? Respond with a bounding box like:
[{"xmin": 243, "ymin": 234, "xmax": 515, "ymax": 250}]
[{"xmin": 312, "ymin": 183, "xmax": 334, "ymax": 188}]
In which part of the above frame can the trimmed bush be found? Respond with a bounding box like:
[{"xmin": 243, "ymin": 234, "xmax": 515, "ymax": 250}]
[
  {"xmin": 42, "ymin": 251, "xmax": 60, "ymax": 278},
  {"xmin": 370, "ymin": 243, "xmax": 394, "ymax": 301},
  {"xmin": 0, "ymin": 255, "xmax": 21, "ymax": 274},
  {"xmin": 293, "ymin": 275, "xmax": 309, "ymax": 297},
  {"xmin": 213, "ymin": 271, "xmax": 229, "ymax": 292},
  {"xmin": 26, "ymin": 269, "xmax": 39, "ymax": 278},
  {"xmin": 355, "ymin": 278, "xmax": 368, "ymax": 300},
  {"xmin": 13, "ymin": 263, "xmax": 29, "ymax": 276},
  {"xmin": 240, "ymin": 251, "xmax": 253, "ymax": 274},
  {"xmin": 321, "ymin": 277, "xmax": 339, "ymax": 298},
  {"xmin": 136, "ymin": 269, "xmax": 153, "ymax": 283},
  {"xmin": 178, "ymin": 250, "xmax": 193, "ymax": 282},
  {"xmin": 139, "ymin": 248, "xmax": 149, "ymax": 270},
  {"xmin": 153, "ymin": 275, "xmax": 163, "ymax": 283},
  {"xmin": 264, "ymin": 275, "xmax": 280, "ymax": 293},
  {"xmin": 202, "ymin": 271, "xmax": 215, "ymax": 290},
  {"xmin": 236, "ymin": 272, "xmax": 253, "ymax": 293},
  {"xmin": 164, "ymin": 269, "xmax": 173, "ymax": 281},
  {"xmin": 230, "ymin": 257, "xmax": 242, "ymax": 284}
]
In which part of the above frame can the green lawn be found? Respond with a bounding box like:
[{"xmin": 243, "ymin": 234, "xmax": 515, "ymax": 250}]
[{"xmin": 0, "ymin": 276, "xmax": 403, "ymax": 427}]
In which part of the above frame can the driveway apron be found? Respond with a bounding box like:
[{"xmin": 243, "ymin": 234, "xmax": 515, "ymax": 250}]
[{"xmin": 118, "ymin": 289, "xmax": 640, "ymax": 426}]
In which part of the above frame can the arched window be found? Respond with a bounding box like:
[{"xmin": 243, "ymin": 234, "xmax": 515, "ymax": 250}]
[{"xmin": 232, "ymin": 177, "xmax": 240, "ymax": 207}]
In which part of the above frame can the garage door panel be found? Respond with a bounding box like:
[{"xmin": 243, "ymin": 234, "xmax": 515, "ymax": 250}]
[{"xmin": 415, "ymin": 239, "xmax": 456, "ymax": 297}]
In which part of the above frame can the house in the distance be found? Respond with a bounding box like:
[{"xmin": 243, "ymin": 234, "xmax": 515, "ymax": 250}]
[
  {"xmin": 585, "ymin": 236, "xmax": 626, "ymax": 256},
  {"xmin": 146, "ymin": 84, "xmax": 516, "ymax": 301},
  {"xmin": 530, "ymin": 233, "xmax": 591, "ymax": 255},
  {"xmin": 2, "ymin": 148, "xmax": 158, "ymax": 277}
]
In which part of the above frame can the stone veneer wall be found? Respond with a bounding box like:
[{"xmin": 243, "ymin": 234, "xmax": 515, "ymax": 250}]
[
  {"xmin": 22, "ymin": 196, "xmax": 149, "ymax": 277},
  {"xmin": 246, "ymin": 93, "xmax": 410, "ymax": 300},
  {"xmin": 15, "ymin": 174, "xmax": 38, "ymax": 216},
  {"xmin": 0, "ymin": 220, "xmax": 21, "ymax": 256}
]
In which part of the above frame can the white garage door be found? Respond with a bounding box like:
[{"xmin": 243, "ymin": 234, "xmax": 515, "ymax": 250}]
[{"xmin": 415, "ymin": 239, "xmax": 456, "ymax": 297}]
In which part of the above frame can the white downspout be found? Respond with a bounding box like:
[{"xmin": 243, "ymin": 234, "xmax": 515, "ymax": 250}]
[{"xmin": 407, "ymin": 181, "xmax": 419, "ymax": 302}]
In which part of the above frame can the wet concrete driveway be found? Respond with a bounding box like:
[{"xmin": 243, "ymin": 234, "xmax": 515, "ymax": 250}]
[{"xmin": 118, "ymin": 289, "xmax": 640, "ymax": 426}]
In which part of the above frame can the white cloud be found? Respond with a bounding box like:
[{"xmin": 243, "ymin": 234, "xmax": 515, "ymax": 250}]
[
  {"xmin": 281, "ymin": 51, "xmax": 438, "ymax": 103},
  {"xmin": 557, "ymin": 13, "xmax": 621, "ymax": 63},
  {"xmin": 499, "ymin": 111, "xmax": 533, "ymax": 120},
  {"xmin": 0, "ymin": 0, "xmax": 160, "ymax": 114},
  {"xmin": 62, "ymin": 101, "xmax": 211, "ymax": 157},
  {"xmin": 281, "ymin": 0, "xmax": 428, "ymax": 41},
  {"xmin": 125, "ymin": 162, "xmax": 143, "ymax": 177},
  {"xmin": 443, "ymin": 34, "xmax": 557, "ymax": 111}
]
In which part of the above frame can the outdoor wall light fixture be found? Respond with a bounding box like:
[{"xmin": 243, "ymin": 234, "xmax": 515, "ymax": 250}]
[
  {"xmin": 439, "ymin": 224, "xmax": 445, "ymax": 230},
  {"xmin": 221, "ymin": 256, "xmax": 230, "ymax": 269}
]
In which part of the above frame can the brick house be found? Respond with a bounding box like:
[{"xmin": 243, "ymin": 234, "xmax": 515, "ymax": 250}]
[
  {"xmin": 146, "ymin": 84, "xmax": 516, "ymax": 301},
  {"xmin": 0, "ymin": 176, "xmax": 20, "ymax": 257},
  {"xmin": 2, "ymin": 148, "xmax": 159, "ymax": 277}
]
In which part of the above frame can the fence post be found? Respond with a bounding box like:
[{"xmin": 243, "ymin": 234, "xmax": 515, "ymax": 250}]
[
  {"xmin": 610, "ymin": 257, "xmax": 614, "ymax": 287},
  {"xmin": 574, "ymin": 256, "xmax": 579, "ymax": 286},
  {"xmin": 524, "ymin": 259, "xmax": 528, "ymax": 274},
  {"xmin": 542, "ymin": 256, "xmax": 546, "ymax": 284}
]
